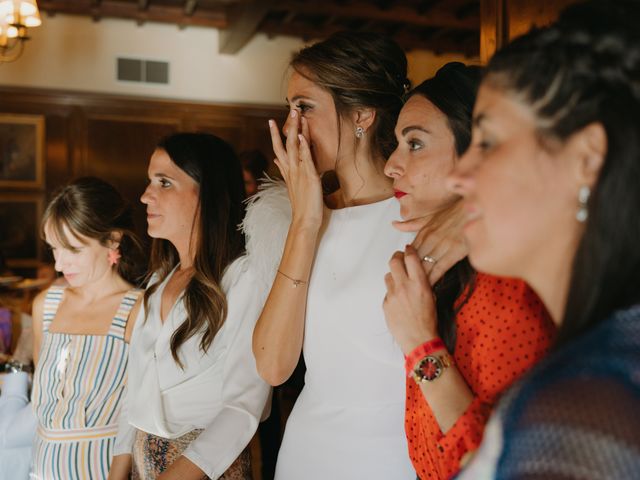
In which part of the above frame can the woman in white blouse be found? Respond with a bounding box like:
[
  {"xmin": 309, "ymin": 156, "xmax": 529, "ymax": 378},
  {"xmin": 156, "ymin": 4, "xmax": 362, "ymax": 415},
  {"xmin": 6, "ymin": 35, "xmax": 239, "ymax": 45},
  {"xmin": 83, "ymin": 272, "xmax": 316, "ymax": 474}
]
[{"xmin": 110, "ymin": 133, "xmax": 275, "ymax": 480}]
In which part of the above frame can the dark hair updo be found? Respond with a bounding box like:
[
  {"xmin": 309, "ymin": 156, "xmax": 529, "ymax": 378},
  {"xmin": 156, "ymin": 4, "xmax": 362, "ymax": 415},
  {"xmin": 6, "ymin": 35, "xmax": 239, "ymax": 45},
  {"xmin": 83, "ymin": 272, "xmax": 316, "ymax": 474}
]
[{"xmin": 408, "ymin": 62, "xmax": 482, "ymax": 156}]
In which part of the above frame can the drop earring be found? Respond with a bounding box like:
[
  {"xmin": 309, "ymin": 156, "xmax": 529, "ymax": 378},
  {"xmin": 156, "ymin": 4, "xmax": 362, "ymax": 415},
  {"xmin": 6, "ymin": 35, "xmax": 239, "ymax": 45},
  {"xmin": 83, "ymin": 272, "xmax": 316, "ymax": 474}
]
[
  {"xmin": 576, "ymin": 185, "xmax": 590, "ymax": 222},
  {"xmin": 355, "ymin": 126, "xmax": 364, "ymax": 139}
]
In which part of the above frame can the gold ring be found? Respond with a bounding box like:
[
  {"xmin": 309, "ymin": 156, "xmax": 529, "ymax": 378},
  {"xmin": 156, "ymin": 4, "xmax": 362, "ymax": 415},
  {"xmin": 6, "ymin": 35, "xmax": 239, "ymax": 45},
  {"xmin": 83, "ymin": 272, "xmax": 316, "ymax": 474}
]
[{"xmin": 422, "ymin": 255, "xmax": 437, "ymax": 264}]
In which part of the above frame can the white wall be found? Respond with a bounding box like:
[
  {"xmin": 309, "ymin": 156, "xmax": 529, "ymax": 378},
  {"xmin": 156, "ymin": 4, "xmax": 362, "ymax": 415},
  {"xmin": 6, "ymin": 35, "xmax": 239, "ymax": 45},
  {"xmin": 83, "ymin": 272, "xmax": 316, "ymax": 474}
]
[
  {"xmin": 0, "ymin": 14, "xmax": 305, "ymax": 105},
  {"xmin": 0, "ymin": 14, "xmax": 479, "ymax": 105}
]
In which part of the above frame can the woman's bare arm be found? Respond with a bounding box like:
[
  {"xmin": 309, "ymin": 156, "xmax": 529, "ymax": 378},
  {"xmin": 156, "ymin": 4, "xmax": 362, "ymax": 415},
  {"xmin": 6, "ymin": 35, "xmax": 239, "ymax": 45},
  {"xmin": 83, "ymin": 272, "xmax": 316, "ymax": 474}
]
[{"xmin": 252, "ymin": 111, "xmax": 323, "ymax": 386}]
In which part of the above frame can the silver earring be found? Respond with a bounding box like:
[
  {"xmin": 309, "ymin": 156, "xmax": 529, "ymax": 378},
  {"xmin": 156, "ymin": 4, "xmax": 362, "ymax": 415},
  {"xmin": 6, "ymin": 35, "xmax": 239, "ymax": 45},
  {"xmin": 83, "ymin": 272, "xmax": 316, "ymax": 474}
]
[
  {"xmin": 576, "ymin": 185, "xmax": 590, "ymax": 222},
  {"xmin": 355, "ymin": 126, "xmax": 364, "ymax": 139}
]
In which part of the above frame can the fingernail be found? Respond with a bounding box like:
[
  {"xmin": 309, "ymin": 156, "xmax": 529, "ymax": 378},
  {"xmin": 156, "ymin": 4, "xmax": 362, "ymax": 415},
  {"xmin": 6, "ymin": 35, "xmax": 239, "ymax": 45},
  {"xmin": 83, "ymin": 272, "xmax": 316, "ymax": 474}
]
[
  {"xmin": 268, "ymin": 119, "xmax": 274, "ymax": 127},
  {"xmin": 298, "ymin": 134, "xmax": 305, "ymax": 143},
  {"xmin": 290, "ymin": 110, "xmax": 297, "ymax": 118}
]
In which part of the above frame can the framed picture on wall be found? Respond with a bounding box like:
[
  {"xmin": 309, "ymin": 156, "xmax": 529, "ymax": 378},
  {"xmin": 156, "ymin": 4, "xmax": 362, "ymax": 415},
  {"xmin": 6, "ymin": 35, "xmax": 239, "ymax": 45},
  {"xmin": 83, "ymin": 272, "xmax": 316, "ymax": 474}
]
[
  {"xmin": 0, "ymin": 193, "xmax": 44, "ymax": 268},
  {"xmin": 0, "ymin": 114, "xmax": 45, "ymax": 189}
]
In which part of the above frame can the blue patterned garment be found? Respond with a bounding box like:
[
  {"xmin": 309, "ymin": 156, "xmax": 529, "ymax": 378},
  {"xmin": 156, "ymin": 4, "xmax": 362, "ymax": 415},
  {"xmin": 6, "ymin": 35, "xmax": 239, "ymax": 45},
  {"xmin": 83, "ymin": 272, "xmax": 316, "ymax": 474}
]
[{"xmin": 494, "ymin": 304, "xmax": 640, "ymax": 479}]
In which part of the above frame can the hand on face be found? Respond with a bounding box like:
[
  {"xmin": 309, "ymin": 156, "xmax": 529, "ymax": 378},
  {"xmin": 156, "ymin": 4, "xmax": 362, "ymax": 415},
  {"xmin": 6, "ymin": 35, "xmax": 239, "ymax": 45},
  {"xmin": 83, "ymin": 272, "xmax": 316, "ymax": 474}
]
[
  {"xmin": 269, "ymin": 109, "xmax": 324, "ymax": 231},
  {"xmin": 383, "ymin": 245, "xmax": 440, "ymax": 355}
]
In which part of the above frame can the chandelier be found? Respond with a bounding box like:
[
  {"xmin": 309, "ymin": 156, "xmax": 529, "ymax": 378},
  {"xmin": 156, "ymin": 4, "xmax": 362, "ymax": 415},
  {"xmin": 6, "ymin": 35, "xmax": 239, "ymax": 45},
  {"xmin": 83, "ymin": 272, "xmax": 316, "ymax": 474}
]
[{"xmin": 0, "ymin": 0, "xmax": 41, "ymax": 63}]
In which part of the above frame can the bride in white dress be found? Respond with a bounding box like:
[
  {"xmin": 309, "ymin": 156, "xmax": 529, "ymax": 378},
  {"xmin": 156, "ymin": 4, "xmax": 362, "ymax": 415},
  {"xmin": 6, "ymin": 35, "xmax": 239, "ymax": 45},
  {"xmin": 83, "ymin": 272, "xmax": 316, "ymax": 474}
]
[{"xmin": 252, "ymin": 31, "xmax": 416, "ymax": 479}]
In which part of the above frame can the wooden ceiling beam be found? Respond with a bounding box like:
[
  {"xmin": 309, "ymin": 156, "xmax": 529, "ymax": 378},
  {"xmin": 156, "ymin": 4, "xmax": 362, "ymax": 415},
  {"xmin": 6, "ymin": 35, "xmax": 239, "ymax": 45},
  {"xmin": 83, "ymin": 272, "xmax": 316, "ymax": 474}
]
[
  {"xmin": 184, "ymin": 0, "xmax": 198, "ymax": 16},
  {"xmin": 258, "ymin": 20, "xmax": 343, "ymax": 43},
  {"xmin": 38, "ymin": 0, "xmax": 228, "ymax": 29},
  {"xmin": 218, "ymin": 3, "xmax": 270, "ymax": 54},
  {"xmin": 259, "ymin": 20, "xmax": 478, "ymax": 56},
  {"xmin": 283, "ymin": 10, "xmax": 297, "ymax": 24},
  {"xmin": 270, "ymin": 1, "xmax": 478, "ymax": 31}
]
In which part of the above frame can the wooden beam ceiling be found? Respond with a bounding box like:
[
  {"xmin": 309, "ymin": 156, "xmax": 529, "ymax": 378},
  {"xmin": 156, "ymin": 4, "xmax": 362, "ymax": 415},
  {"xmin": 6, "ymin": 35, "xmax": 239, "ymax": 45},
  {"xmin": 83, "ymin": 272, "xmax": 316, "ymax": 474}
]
[
  {"xmin": 269, "ymin": 1, "xmax": 478, "ymax": 31},
  {"xmin": 219, "ymin": 3, "xmax": 270, "ymax": 54},
  {"xmin": 38, "ymin": 0, "xmax": 228, "ymax": 29},
  {"xmin": 37, "ymin": 0, "xmax": 480, "ymax": 57}
]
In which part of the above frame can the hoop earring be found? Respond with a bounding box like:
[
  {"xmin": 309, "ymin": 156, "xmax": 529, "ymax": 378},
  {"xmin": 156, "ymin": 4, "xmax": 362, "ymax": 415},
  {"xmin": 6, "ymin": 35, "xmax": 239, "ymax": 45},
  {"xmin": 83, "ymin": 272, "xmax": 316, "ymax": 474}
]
[
  {"xmin": 355, "ymin": 126, "xmax": 364, "ymax": 139},
  {"xmin": 576, "ymin": 185, "xmax": 590, "ymax": 222}
]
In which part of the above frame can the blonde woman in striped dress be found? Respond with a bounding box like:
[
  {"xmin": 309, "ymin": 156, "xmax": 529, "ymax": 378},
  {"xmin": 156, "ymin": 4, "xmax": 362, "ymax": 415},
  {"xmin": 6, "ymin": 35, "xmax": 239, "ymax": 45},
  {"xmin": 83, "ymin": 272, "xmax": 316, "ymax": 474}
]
[{"xmin": 30, "ymin": 177, "xmax": 145, "ymax": 479}]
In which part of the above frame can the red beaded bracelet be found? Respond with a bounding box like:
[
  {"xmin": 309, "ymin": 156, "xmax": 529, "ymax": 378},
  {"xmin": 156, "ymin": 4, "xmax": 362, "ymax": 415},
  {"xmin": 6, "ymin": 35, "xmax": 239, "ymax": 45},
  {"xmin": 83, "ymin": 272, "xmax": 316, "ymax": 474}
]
[{"xmin": 404, "ymin": 338, "xmax": 446, "ymax": 377}]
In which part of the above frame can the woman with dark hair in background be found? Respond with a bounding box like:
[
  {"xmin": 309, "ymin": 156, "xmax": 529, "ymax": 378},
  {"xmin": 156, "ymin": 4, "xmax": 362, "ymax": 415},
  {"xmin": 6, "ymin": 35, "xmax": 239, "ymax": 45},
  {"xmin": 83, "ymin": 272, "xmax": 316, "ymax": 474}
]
[
  {"xmin": 111, "ymin": 133, "xmax": 274, "ymax": 480},
  {"xmin": 447, "ymin": 1, "xmax": 640, "ymax": 477},
  {"xmin": 382, "ymin": 63, "xmax": 555, "ymax": 480},
  {"xmin": 240, "ymin": 150, "xmax": 269, "ymax": 197},
  {"xmin": 29, "ymin": 177, "xmax": 145, "ymax": 479},
  {"xmin": 251, "ymin": 31, "xmax": 416, "ymax": 479}
]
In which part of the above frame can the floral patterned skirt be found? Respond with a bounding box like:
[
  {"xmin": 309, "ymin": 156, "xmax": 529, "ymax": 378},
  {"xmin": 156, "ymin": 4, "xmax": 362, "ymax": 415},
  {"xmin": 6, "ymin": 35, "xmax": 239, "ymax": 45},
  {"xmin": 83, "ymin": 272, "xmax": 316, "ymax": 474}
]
[{"xmin": 132, "ymin": 428, "xmax": 252, "ymax": 480}]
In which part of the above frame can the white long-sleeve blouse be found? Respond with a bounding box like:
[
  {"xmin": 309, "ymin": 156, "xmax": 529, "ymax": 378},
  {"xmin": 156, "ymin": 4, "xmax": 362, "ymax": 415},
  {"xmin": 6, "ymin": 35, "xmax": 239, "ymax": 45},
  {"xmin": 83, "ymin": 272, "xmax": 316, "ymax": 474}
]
[{"xmin": 114, "ymin": 256, "xmax": 271, "ymax": 478}]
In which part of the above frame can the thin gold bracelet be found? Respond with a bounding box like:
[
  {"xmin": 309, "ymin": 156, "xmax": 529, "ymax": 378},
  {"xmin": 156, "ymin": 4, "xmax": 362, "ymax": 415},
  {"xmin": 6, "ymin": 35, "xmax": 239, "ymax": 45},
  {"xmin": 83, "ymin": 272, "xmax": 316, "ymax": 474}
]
[{"xmin": 277, "ymin": 269, "xmax": 307, "ymax": 288}]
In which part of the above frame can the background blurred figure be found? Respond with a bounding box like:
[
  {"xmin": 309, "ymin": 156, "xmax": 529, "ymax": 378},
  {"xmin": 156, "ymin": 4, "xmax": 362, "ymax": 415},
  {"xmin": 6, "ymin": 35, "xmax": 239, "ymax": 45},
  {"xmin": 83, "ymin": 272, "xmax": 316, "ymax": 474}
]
[{"xmin": 240, "ymin": 150, "xmax": 269, "ymax": 196}]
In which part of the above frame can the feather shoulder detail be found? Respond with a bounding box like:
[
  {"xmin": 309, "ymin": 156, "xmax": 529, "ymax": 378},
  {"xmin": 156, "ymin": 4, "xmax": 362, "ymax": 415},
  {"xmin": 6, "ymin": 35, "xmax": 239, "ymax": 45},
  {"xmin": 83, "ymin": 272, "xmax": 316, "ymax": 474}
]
[{"xmin": 240, "ymin": 176, "xmax": 291, "ymax": 292}]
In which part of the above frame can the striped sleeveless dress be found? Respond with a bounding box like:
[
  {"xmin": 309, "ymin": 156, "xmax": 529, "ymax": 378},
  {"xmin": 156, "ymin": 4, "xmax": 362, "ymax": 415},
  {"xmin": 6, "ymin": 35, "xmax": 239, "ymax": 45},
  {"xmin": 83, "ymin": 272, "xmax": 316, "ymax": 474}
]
[{"xmin": 31, "ymin": 286, "xmax": 141, "ymax": 480}]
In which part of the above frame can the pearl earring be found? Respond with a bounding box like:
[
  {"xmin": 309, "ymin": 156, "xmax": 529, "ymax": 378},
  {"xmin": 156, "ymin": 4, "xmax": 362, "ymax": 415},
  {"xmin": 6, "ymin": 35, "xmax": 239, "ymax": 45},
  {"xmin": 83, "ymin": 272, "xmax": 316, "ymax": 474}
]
[
  {"xmin": 355, "ymin": 126, "xmax": 364, "ymax": 139},
  {"xmin": 576, "ymin": 185, "xmax": 590, "ymax": 222}
]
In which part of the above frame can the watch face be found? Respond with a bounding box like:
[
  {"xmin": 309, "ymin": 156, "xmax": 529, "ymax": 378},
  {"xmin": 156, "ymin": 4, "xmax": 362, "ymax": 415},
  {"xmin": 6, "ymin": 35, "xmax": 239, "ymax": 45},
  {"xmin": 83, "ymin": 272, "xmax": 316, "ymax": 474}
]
[{"xmin": 416, "ymin": 356, "xmax": 443, "ymax": 381}]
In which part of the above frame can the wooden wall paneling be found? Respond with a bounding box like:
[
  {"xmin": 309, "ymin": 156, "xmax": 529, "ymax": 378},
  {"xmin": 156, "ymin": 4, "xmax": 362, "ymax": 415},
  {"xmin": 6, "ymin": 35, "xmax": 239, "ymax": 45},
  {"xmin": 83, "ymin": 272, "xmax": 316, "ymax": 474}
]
[
  {"xmin": 0, "ymin": 91, "xmax": 76, "ymax": 269},
  {"xmin": 0, "ymin": 85, "xmax": 289, "ymax": 269},
  {"xmin": 181, "ymin": 113, "xmax": 245, "ymax": 153},
  {"xmin": 506, "ymin": 0, "xmax": 579, "ymax": 40},
  {"xmin": 480, "ymin": 0, "xmax": 506, "ymax": 64},
  {"xmin": 480, "ymin": 0, "xmax": 580, "ymax": 64},
  {"xmin": 84, "ymin": 113, "xmax": 180, "ymax": 242},
  {"xmin": 44, "ymin": 112, "xmax": 73, "ymax": 199},
  {"xmin": 239, "ymin": 109, "xmax": 287, "ymax": 176}
]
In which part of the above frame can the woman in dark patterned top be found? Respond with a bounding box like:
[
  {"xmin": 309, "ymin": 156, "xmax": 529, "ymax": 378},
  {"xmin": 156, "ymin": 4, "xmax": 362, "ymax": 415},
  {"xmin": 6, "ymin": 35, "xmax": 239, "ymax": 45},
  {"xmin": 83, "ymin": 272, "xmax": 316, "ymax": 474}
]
[{"xmin": 448, "ymin": 1, "xmax": 640, "ymax": 478}]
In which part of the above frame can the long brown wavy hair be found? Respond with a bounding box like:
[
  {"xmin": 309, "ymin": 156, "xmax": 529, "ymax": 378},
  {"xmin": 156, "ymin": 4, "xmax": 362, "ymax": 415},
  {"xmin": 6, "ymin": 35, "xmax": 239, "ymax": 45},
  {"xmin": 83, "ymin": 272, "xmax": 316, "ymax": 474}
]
[{"xmin": 144, "ymin": 133, "xmax": 246, "ymax": 367}]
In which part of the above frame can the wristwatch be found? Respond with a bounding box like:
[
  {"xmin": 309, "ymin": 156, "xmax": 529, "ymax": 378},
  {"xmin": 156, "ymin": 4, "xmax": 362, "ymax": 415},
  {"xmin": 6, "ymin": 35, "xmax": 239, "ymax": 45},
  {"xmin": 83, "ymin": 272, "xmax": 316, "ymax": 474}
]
[{"xmin": 411, "ymin": 353, "xmax": 453, "ymax": 383}]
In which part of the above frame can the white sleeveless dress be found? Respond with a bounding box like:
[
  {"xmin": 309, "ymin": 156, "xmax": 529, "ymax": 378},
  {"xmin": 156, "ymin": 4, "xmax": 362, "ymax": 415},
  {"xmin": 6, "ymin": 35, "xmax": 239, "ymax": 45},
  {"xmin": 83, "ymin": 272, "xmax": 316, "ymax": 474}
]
[{"xmin": 275, "ymin": 197, "xmax": 416, "ymax": 479}]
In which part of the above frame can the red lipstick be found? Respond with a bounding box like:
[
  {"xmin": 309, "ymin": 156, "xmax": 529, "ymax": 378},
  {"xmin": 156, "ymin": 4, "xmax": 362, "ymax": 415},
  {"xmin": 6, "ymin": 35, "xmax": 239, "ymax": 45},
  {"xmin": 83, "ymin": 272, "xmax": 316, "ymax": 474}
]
[{"xmin": 394, "ymin": 190, "xmax": 407, "ymax": 199}]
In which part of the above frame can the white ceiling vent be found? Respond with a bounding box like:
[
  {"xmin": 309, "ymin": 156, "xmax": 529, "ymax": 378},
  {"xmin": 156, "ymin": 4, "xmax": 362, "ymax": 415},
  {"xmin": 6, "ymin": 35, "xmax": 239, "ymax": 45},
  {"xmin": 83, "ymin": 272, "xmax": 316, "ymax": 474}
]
[{"xmin": 117, "ymin": 58, "xmax": 169, "ymax": 85}]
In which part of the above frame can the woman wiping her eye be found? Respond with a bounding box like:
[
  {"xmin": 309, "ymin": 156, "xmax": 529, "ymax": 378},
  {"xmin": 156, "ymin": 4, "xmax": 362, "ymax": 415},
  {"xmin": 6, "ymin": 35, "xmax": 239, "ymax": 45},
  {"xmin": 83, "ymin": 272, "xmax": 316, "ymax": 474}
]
[{"xmin": 251, "ymin": 31, "xmax": 418, "ymax": 479}]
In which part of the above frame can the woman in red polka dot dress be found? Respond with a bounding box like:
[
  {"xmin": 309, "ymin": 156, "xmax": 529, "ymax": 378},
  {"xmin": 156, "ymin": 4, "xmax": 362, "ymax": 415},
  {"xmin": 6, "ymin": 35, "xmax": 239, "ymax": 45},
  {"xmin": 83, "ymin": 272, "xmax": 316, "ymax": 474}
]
[{"xmin": 383, "ymin": 63, "xmax": 556, "ymax": 480}]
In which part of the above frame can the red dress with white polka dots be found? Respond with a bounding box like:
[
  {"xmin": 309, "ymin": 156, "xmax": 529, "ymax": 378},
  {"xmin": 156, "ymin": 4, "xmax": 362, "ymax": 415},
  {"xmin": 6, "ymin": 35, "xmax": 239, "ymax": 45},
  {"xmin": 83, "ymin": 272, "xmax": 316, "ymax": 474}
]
[{"xmin": 406, "ymin": 273, "xmax": 556, "ymax": 480}]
